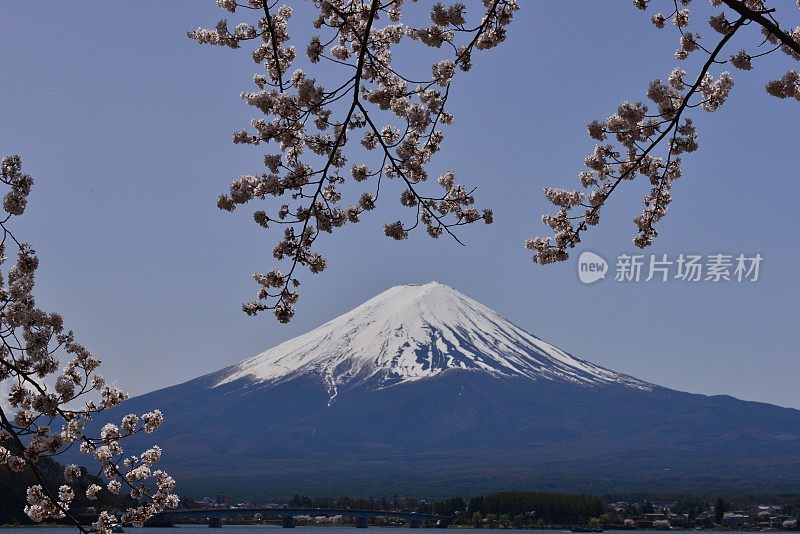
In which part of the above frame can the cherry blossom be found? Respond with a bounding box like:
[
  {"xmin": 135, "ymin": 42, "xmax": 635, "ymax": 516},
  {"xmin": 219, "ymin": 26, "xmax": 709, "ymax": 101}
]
[
  {"xmin": 529, "ymin": 0, "xmax": 800, "ymax": 264},
  {"xmin": 0, "ymin": 156, "xmax": 179, "ymax": 533},
  {"xmin": 190, "ymin": 0, "xmax": 516, "ymax": 321}
]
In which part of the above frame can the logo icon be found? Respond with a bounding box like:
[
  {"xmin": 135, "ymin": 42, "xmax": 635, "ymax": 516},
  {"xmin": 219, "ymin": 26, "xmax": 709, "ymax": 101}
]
[{"xmin": 578, "ymin": 251, "xmax": 608, "ymax": 284}]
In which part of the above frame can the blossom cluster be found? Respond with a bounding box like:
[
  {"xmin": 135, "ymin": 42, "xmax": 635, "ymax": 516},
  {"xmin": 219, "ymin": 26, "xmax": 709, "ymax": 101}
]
[
  {"xmin": 529, "ymin": 0, "xmax": 800, "ymax": 265},
  {"xmin": 0, "ymin": 156, "xmax": 178, "ymax": 533},
  {"xmin": 190, "ymin": 0, "xmax": 517, "ymax": 321}
]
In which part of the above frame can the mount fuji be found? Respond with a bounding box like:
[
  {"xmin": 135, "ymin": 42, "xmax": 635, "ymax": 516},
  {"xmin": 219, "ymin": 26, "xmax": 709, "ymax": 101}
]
[
  {"xmin": 111, "ymin": 282, "xmax": 800, "ymax": 498},
  {"xmin": 217, "ymin": 282, "xmax": 650, "ymax": 400}
]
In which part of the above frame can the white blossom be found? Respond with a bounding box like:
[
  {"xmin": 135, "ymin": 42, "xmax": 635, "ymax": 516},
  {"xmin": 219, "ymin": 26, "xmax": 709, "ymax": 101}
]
[
  {"xmin": 142, "ymin": 410, "xmax": 164, "ymax": 433},
  {"xmin": 190, "ymin": 0, "xmax": 514, "ymax": 321},
  {"xmin": 58, "ymin": 485, "xmax": 75, "ymax": 502},
  {"xmin": 0, "ymin": 156, "xmax": 177, "ymax": 531},
  {"xmin": 86, "ymin": 484, "xmax": 102, "ymax": 500}
]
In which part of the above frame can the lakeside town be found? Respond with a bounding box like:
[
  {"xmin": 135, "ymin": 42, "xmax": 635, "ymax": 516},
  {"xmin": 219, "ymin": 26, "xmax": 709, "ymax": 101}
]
[{"xmin": 162, "ymin": 493, "xmax": 800, "ymax": 530}]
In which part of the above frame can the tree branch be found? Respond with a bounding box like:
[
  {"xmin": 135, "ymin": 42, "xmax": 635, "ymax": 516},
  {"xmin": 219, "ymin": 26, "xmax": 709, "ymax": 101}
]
[{"xmin": 721, "ymin": 0, "xmax": 800, "ymax": 56}]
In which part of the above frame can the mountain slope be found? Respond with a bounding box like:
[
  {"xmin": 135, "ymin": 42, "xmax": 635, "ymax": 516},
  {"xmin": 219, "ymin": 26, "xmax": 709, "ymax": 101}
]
[
  {"xmin": 216, "ymin": 282, "xmax": 649, "ymax": 400},
  {"xmin": 104, "ymin": 282, "xmax": 800, "ymax": 498}
]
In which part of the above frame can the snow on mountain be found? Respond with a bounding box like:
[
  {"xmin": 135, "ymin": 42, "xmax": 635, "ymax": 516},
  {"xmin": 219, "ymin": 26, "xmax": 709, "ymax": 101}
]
[
  {"xmin": 215, "ymin": 282, "xmax": 651, "ymax": 400},
  {"xmin": 98, "ymin": 282, "xmax": 800, "ymax": 496}
]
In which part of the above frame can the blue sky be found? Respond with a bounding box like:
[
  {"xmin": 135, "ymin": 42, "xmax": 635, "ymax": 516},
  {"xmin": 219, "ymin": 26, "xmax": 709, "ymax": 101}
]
[{"xmin": 1, "ymin": 2, "xmax": 798, "ymax": 408}]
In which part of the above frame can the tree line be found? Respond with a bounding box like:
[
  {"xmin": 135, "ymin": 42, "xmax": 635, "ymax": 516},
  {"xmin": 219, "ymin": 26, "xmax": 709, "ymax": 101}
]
[{"xmin": 287, "ymin": 490, "xmax": 603, "ymax": 526}]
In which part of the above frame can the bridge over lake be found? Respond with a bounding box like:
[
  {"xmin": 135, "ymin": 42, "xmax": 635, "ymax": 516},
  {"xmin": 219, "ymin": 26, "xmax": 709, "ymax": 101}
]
[{"xmin": 152, "ymin": 507, "xmax": 452, "ymax": 528}]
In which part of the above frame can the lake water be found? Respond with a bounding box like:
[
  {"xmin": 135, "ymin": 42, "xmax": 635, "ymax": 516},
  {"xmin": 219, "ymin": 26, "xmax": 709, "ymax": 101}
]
[
  {"xmin": 5, "ymin": 529, "xmax": 473, "ymax": 533},
  {"xmin": 0, "ymin": 529, "xmax": 704, "ymax": 534}
]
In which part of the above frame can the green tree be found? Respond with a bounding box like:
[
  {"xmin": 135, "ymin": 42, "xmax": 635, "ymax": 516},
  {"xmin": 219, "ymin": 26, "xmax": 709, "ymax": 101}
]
[
  {"xmin": 289, "ymin": 494, "xmax": 313, "ymax": 508},
  {"xmin": 714, "ymin": 498, "xmax": 726, "ymax": 523},
  {"xmin": 469, "ymin": 496, "xmax": 485, "ymax": 513},
  {"xmin": 480, "ymin": 491, "xmax": 604, "ymax": 524},
  {"xmin": 432, "ymin": 497, "xmax": 466, "ymax": 517}
]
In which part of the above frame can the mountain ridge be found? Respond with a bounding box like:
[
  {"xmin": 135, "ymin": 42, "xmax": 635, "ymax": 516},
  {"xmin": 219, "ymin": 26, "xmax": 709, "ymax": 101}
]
[{"xmin": 89, "ymin": 282, "xmax": 800, "ymax": 497}]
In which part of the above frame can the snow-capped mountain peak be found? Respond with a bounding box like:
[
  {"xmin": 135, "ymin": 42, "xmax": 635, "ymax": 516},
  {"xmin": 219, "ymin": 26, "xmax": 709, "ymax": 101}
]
[{"xmin": 215, "ymin": 282, "xmax": 650, "ymax": 399}]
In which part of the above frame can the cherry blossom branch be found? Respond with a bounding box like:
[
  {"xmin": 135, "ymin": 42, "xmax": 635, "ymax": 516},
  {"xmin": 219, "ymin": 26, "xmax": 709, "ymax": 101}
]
[
  {"xmin": 0, "ymin": 155, "xmax": 178, "ymax": 532},
  {"xmin": 191, "ymin": 0, "xmax": 516, "ymax": 322},
  {"xmin": 0, "ymin": 407, "xmax": 89, "ymax": 533},
  {"xmin": 262, "ymin": 1, "xmax": 286, "ymax": 92},
  {"xmin": 261, "ymin": 0, "xmax": 382, "ymax": 322},
  {"xmin": 721, "ymin": 0, "xmax": 800, "ymax": 56},
  {"xmin": 530, "ymin": 0, "xmax": 799, "ymax": 263}
]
